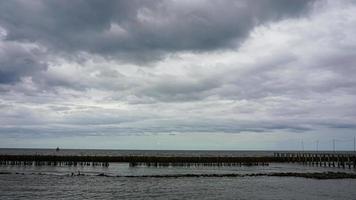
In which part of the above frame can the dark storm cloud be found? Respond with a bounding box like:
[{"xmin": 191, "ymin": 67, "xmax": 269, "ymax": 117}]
[
  {"xmin": 0, "ymin": 40, "xmax": 46, "ymax": 84},
  {"xmin": 0, "ymin": 0, "xmax": 313, "ymax": 61}
]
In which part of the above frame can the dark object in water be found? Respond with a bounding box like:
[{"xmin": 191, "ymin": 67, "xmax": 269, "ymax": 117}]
[
  {"xmin": 117, "ymin": 171, "xmax": 356, "ymax": 179},
  {"xmin": 3, "ymin": 171, "xmax": 356, "ymax": 180}
]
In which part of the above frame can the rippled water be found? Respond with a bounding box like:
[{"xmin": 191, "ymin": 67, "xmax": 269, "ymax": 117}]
[
  {"xmin": 1, "ymin": 149, "xmax": 356, "ymax": 199},
  {"xmin": 1, "ymin": 172, "xmax": 356, "ymax": 200}
]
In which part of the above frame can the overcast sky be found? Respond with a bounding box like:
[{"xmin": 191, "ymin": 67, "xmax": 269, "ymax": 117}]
[{"xmin": 0, "ymin": 0, "xmax": 356, "ymax": 150}]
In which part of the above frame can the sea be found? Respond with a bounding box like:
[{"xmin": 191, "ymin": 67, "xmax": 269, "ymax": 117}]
[{"xmin": 1, "ymin": 148, "xmax": 356, "ymax": 200}]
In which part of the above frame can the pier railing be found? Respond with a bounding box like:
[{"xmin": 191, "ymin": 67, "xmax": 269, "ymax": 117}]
[{"xmin": 274, "ymin": 152, "xmax": 356, "ymax": 169}]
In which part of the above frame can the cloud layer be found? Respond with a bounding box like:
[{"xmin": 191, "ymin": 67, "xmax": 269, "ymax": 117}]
[{"xmin": 0, "ymin": 0, "xmax": 355, "ymax": 149}]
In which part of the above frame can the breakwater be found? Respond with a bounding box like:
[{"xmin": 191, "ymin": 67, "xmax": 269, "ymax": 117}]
[{"xmin": 0, "ymin": 152, "xmax": 355, "ymax": 168}]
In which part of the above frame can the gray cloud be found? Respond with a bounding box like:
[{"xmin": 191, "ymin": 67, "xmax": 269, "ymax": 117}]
[
  {"xmin": 0, "ymin": 40, "xmax": 47, "ymax": 84},
  {"xmin": 0, "ymin": 0, "xmax": 313, "ymax": 62},
  {"xmin": 0, "ymin": 0, "xmax": 356, "ymax": 149}
]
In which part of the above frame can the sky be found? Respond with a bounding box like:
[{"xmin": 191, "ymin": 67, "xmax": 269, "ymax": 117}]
[{"xmin": 0, "ymin": 0, "xmax": 356, "ymax": 150}]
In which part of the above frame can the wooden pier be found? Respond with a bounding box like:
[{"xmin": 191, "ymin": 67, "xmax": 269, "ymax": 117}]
[
  {"xmin": 0, "ymin": 152, "xmax": 355, "ymax": 168},
  {"xmin": 274, "ymin": 152, "xmax": 356, "ymax": 169}
]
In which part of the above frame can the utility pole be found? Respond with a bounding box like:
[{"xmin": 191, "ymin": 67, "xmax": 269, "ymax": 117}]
[
  {"xmin": 301, "ymin": 139, "xmax": 304, "ymax": 152},
  {"xmin": 316, "ymin": 140, "xmax": 319, "ymax": 152},
  {"xmin": 333, "ymin": 139, "xmax": 335, "ymax": 152},
  {"xmin": 354, "ymin": 136, "xmax": 355, "ymax": 152}
]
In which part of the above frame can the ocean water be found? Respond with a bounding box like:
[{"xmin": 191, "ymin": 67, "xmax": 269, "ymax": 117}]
[
  {"xmin": 0, "ymin": 148, "xmax": 276, "ymax": 157},
  {"xmin": 1, "ymin": 149, "xmax": 356, "ymax": 200}
]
